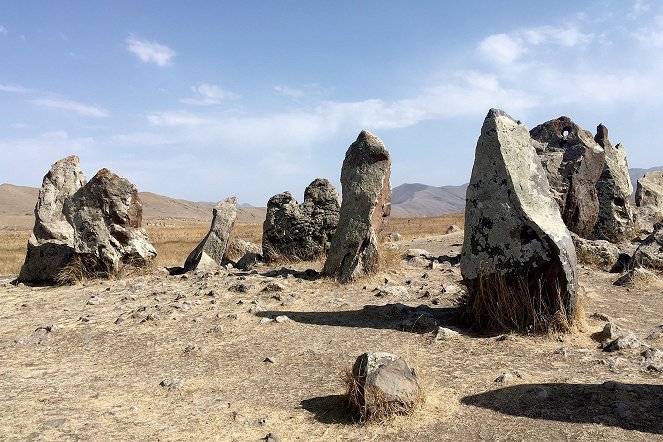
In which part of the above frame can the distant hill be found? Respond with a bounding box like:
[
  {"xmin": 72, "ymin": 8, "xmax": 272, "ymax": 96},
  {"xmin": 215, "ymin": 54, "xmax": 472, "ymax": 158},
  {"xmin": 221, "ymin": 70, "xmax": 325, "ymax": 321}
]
[
  {"xmin": 391, "ymin": 183, "xmax": 468, "ymax": 217},
  {"xmin": 0, "ymin": 184, "xmax": 266, "ymax": 224}
]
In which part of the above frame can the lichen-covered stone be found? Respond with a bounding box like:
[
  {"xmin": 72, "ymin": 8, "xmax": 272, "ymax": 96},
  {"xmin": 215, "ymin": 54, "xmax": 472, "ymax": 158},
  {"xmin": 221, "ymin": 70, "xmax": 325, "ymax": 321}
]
[
  {"xmin": 530, "ymin": 116, "xmax": 606, "ymax": 237},
  {"xmin": 461, "ymin": 109, "xmax": 578, "ymax": 332},
  {"xmin": 262, "ymin": 179, "xmax": 339, "ymax": 262},
  {"xmin": 631, "ymin": 226, "xmax": 663, "ymax": 270},
  {"xmin": 323, "ymin": 131, "xmax": 391, "ymax": 282},
  {"xmin": 184, "ymin": 197, "xmax": 237, "ymax": 272},
  {"xmin": 591, "ymin": 124, "xmax": 635, "ymax": 242},
  {"xmin": 635, "ymin": 171, "xmax": 663, "ymax": 233}
]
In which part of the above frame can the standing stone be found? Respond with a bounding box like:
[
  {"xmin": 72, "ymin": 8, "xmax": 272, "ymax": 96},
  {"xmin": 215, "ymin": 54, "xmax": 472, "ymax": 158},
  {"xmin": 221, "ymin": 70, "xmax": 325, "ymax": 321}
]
[
  {"xmin": 63, "ymin": 168, "xmax": 156, "ymax": 273},
  {"xmin": 635, "ymin": 171, "xmax": 663, "ymax": 233},
  {"xmin": 183, "ymin": 197, "xmax": 237, "ymax": 272},
  {"xmin": 262, "ymin": 179, "xmax": 339, "ymax": 262},
  {"xmin": 591, "ymin": 124, "xmax": 635, "ymax": 242},
  {"xmin": 323, "ymin": 131, "xmax": 391, "ymax": 282},
  {"xmin": 530, "ymin": 116, "xmax": 606, "ymax": 237},
  {"xmin": 16, "ymin": 159, "xmax": 156, "ymax": 284},
  {"xmin": 461, "ymin": 109, "xmax": 578, "ymax": 332},
  {"xmin": 17, "ymin": 156, "xmax": 86, "ymax": 283},
  {"xmin": 631, "ymin": 225, "xmax": 663, "ymax": 270}
]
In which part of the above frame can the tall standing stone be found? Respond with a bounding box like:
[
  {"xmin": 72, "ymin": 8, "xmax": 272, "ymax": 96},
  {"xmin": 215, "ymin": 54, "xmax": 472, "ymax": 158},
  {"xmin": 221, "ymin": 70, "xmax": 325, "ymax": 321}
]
[
  {"xmin": 591, "ymin": 124, "xmax": 635, "ymax": 242},
  {"xmin": 262, "ymin": 179, "xmax": 340, "ymax": 262},
  {"xmin": 323, "ymin": 131, "xmax": 391, "ymax": 282},
  {"xmin": 183, "ymin": 197, "xmax": 237, "ymax": 271},
  {"xmin": 461, "ymin": 109, "xmax": 578, "ymax": 332},
  {"xmin": 17, "ymin": 156, "xmax": 86, "ymax": 283},
  {"xmin": 530, "ymin": 116, "xmax": 606, "ymax": 237},
  {"xmin": 635, "ymin": 171, "xmax": 663, "ymax": 233}
]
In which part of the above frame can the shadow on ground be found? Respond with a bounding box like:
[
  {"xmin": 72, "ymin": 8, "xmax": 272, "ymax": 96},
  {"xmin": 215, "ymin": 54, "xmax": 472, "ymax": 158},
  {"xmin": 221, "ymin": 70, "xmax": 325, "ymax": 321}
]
[
  {"xmin": 300, "ymin": 394, "xmax": 354, "ymax": 425},
  {"xmin": 257, "ymin": 303, "xmax": 478, "ymax": 335},
  {"xmin": 462, "ymin": 382, "xmax": 663, "ymax": 434}
]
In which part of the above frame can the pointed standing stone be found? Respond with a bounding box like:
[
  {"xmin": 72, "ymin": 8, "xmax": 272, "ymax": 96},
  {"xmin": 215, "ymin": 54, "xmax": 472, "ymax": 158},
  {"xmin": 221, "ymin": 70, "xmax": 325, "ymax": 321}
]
[
  {"xmin": 635, "ymin": 171, "xmax": 663, "ymax": 233},
  {"xmin": 183, "ymin": 197, "xmax": 237, "ymax": 272},
  {"xmin": 323, "ymin": 131, "xmax": 391, "ymax": 282},
  {"xmin": 461, "ymin": 109, "xmax": 578, "ymax": 332}
]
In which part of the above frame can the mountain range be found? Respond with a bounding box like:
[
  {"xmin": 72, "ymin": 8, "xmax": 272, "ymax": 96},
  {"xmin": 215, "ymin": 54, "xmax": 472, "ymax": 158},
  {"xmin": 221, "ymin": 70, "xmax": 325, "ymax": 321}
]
[{"xmin": 2, "ymin": 165, "xmax": 661, "ymax": 222}]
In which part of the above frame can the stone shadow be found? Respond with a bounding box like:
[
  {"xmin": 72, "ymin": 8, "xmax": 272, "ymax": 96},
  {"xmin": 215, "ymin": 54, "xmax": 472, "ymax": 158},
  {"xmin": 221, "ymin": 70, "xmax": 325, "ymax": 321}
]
[
  {"xmin": 462, "ymin": 382, "xmax": 663, "ymax": 434},
  {"xmin": 300, "ymin": 394, "xmax": 354, "ymax": 425},
  {"xmin": 257, "ymin": 303, "xmax": 480, "ymax": 336}
]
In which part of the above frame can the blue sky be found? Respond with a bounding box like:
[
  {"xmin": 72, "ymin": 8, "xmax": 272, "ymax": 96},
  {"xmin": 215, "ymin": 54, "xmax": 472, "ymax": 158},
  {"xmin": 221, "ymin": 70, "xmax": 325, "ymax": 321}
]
[{"xmin": 1, "ymin": 1, "xmax": 662, "ymax": 205}]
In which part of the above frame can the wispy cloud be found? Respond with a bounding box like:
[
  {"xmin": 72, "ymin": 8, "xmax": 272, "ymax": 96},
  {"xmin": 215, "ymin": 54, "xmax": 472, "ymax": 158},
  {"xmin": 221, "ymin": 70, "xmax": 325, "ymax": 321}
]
[
  {"xmin": 126, "ymin": 35, "xmax": 175, "ymax": 67},
  {"xmin": 29, "ymin": 98, "xmax": 109, "ymax": 118},
  {"xmin": 0, "ymin": 84, "xmax": 37, "ymax": 93},
  {"xmin": 180, "ymin": 83, "xmax": 238, "ymax": 105},
  {"xmin": 147, "ymin": 110, "xmax": 208, "ymax": 126},
  {"xmin": 0, "ymin": 25, "xmax": 7, "ymax": 35}
]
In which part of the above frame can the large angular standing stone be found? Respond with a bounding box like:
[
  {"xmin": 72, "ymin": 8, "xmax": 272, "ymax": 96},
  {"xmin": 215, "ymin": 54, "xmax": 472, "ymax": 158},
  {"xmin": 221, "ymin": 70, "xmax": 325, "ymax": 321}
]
[
  {"xmin": 635, "ymin": 171, "xmax": 663, "ymax": 233},
  {"xmin": 17, "ymin": 156, "xmax": 86, "ymax": 283},
  {"xmin": 262, "ymin": 179, "xmax": 339, "ymax": 262},
  {"xmin": 323, "ymin": 131, "xmax": 391, "ymax": 282},
  {"xmin": 530, "ymin": 116, "xmax": 606, "ymax": 237},
  {"xmin": 591, "ymin": 124, "xmax": 635, "ymax": 242},
  {"xmin": 183, "ymin": 197, "xmax": 237, "ymax": 272},
  {"xmin": 63, "ymin": 168, "xmax": 156, "ymax": 273},
  {"xmin": 17, "ymin": 159, "xmax": 156, "ymax": 283},
  {"xmin": 461, "ymin": 109, "xmax": 578, "ymax": 332}
]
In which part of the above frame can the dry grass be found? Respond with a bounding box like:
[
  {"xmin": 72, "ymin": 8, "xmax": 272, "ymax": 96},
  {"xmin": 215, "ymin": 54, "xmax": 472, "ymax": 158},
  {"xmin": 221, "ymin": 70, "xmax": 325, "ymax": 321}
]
[
  {"xmin": 0, "ymin": 228, "xmax": 30, "ymax": 276},
  {"xmin": 461, "ymin": 272, "xmax": 575, "ymax": 334},
  {"xmin": 383, "ymin": 213, "xmax": 464, "ymax": 240}
]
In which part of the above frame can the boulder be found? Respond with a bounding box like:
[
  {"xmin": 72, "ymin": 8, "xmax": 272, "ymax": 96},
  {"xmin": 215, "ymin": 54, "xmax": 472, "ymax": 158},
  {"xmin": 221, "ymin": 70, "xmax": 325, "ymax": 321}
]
[
  {"xmin": 571, "ymin": 233, "xmax": 622, "ymax": 271},
  {"xmin": 348, "ymin": 352, "xmax": 421, "ymax": 420},
  {"xmin": 17, "ymin": 160, "xmax": 156, "ymax": 283},
  {"xmin": 530, "ymin": 116, "xmax": 606, "ymax": 237},
  {"xmin": 591, "ymin": 124, "xmax": 635, "ymax": 242},
  {"xmin": 323, "ymin": 131, "xmax": 391, "ymax": 282},
  {"xmin": 631, "ymin": 227, "xmax": 663, "ymax": 270},
  {"xmin": 183, "ymin": 197, "xmax": 237, "ymax": 272},
  {"xmin": 224, "ymin": 238, "xmax": 261, "ymax": 263},
  {"xmin": 461, "ymin": 109, "xmax": 578, "ymax": 332},
  {"xmin": 17, "ymin": 156, "xmax": 86, "ymax": 283},
  {"xmin": 635, "ymin": 171, "xmax": 663, "ymax": 233},
  {"xmin": 262, "ymin": 179, "xmax": 339, "ymax": 262}
]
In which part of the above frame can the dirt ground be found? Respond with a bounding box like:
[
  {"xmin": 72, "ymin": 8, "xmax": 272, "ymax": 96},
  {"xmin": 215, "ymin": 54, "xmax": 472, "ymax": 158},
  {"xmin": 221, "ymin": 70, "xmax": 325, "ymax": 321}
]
[{"xmin": 1, "ymin": 231, "xmax": 663, "ymax": 441}]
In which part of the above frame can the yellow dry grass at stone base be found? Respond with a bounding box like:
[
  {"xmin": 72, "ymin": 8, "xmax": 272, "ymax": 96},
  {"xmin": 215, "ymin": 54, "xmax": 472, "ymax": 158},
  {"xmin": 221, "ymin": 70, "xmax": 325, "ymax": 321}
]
[
  {"xmin": 0, "ymin": 228, "xmax": 30, "ymax": 276},
  {"xmin": 384, "ymin": 213, "xmax": 465, "ymax": 240}
]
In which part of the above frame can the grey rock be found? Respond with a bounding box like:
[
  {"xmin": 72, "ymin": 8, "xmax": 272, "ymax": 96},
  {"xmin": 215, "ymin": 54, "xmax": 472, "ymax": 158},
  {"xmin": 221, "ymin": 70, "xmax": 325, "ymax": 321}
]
[
  {"xmin": 274, "ymin": 315, "xmax": 290, "ymax": 323},
  {"xmin": 224, "ymin": 238, "xmax": 261, "ymax": 263},
  {"xmin": 349, "ymin": 352, "xmax": 420, "ymax": 418},
  {"xmin": 372, "ymin": 285, "xmax": 409, "ymax": 298},
  {"xmin": 599, "ymin": 322, "xmax": 624, "ymax": 342},
  {"xmin": 184, "ymin": 197, "xmax": 237, "ymax": 272},
  {"xmin": 44, "ymin": 418, "xmax": 67, "ymax": 428},
  {"xmin": 262, "ymin": 178, "xmax": 340, "ymax": 262},
  {"xmin": 460, "ymin": 109, "xmax": 578, "ymax": 332},
  {"xmin": 494, "ymin": 371, "xmax": 524, "ymax": 383},
  {"xmin": 530, "ymin": 116, "xmax": 606, "ymax": 237},
  {"xmin": 646, "ymin": 325, "xmax": 663, "ymax": 341},
  {"xmin": 386, "ymin": 232, "xmax": 402, "ymax": 242},
  {"xmin": 603, "ymin": 334, "xmax": 642, "ymax": 352},
  {"xmin": 435, "ymin": 326, "xmax": 460, "ymax": 340},
  {"xmin": 613, "ymin": 267, "xmax": 657, "ymax": 286},
  {"xmin": 572, "ymin": 233, "xmax": 621, "ymax": 271},
  {"xmin": 591, "ymin": 125, "xmax": 635, "ymax": 242},
  {"xmin": 631, "ymin": 228, "xmax": 663, "ymax": 270},
  {"xmin": 405, "ymin": 249, "xmax": 432, "ymax": 259},
  {"xmin": 235, "ymin": 252, "xmax": 262, "ymax": 271},
  {"xmin": 446, "ymin": 224, "xmax": 462, "ymax": 234},
  {"xmin": 159, "ymin": 378, "xmax": 184, "ymax": 391},
  {"xmin": 323, "ymin": 131, "xmax": 391, "ymax": 283},
  {"xmin": 635, "ymin": 171, "xmax": 663, "ymax": 232}
]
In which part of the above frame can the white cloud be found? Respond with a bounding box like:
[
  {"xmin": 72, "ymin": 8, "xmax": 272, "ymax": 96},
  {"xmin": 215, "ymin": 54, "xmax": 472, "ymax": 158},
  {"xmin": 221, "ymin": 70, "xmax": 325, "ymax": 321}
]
[
  {"xmin": 0, "ymin": 84, "xmax": 36, "ymax": 93},
  {"xmin": 180, "ymin": 83, "xmax": 238, "ymax": 105},
  {"xmin": 29, "ymin": 98, "xmax": 109, "ymax": 118},
  {"xmin": 478, "ymin": 34, "xmax": 525, "ymax": 65},
  {"xmin": 126, "ymin": 35, "xmax": 175, "ymax": 67},
  {"xmin": 274, "ymin": 85, "xmax": 306, "ymax": 98},
  {"xmin": 147, "ymin": 110, "xmax": 208, "ymax": 126},
  {"xmin": 0, "ymin": 25, "xmax": 7, "ymax": 35},
  {"xmin": 634, "ymin": 15, "xmax": 663, "ymax": 47}
]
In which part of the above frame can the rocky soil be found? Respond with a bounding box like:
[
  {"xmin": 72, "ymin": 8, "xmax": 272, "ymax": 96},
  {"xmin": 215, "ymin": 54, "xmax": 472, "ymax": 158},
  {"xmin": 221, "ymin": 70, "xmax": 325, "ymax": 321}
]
[{"xmin": 1, "ymin": 231, "xmax": 663, "ymax": 441}]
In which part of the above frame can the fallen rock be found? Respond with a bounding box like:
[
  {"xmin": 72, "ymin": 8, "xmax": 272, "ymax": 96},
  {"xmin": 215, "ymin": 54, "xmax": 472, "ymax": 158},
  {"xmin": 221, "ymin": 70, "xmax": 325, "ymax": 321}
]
[
  {"xmin": 460, "ymin": 109, "xmax": 578, "ymax": 332},
  {"xmin": 405, "ymin": 249, "xmax": 432, "ymax": 259},
  {"xmin": 530, "ymin": 116, "xmax": 606, "ymax": 237},
  {"xmin": 630, "ymin": 227, "xmax": 663, "ymax": 270},
  {"xmin": 348, "ymin": 352, "xmax": 421, "ymax": 420},
  {"xmin": 435, "ymin": 326, "xmax": 460, "ymax": 340},
  {"xmin": 235, "ymin": 252, "xmax": 262, "ymax": 271},
  {"xmin": 323, "ymin": 131, "xmax": 391, "ymax": 282},
  {"xmin": 224, "ymin": 238, "xmax": 261, "ymax": 263},
  {"xmin": 494, "ymin": 371, "xmax": 524, "ymax": 383},
  {"xmin": 446, "ymin": 224, "xmax": 462, "ymax": 234},
  {"xmin": 262, "ymin": 178, "xmax": 340, "ymax": 262},
  {"xmin": 613, "ymin": 267, "xmax": 657, "ymax": 286},
  {"xmin": 591, "ymin": 125, "xmax": 635, "ymax": 242},
  {"xmin": 603, "ymin": 334, "xmax": 642, "ymax": 352},
  {"xmin": 572, "ymin": 233, "xmax": 621, "ymax": 271},
  {"xmin": 183, "ymin": 197, "xmax": 237, "ymax": 272}
]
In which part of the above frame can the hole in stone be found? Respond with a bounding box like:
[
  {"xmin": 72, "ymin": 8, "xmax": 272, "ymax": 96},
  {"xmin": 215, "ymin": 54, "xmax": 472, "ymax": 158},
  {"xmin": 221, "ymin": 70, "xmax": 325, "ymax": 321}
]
[{"xmin": 562, "ymin": 129, "xmax": 570, "ymax": 140}]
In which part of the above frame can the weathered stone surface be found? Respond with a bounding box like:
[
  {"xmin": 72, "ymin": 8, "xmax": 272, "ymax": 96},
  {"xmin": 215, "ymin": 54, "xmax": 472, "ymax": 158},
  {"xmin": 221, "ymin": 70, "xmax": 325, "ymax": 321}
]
[
  {"xmin": 635, "ymin": 171, "xmax": 663, "ymax": 233},
  {"xmin": 530, "ymin": 116, "xmax": 606, "ymax": 237},
  {"xmin": 17, "ymin": 159, "xmax": 155, "ymax": 283},
  {"xmin": 591, "ymin": 124, "xmax": 635, "ymax": 242},
  {"xmin": 63, "ymin": 168, "xmax": 156, "ymax": 273},
  {"xmin": 17, "ymin": 156, "xmax": 86, "ymax": 283},
  {"xmin": 631, "ymin": 227, "xmax": 663, "ymax": 270},
  {"xmin": 262, "ymin": 179, "xmax": 339, "ymax": 262},
  {"xmin": 323, "ymin": 131, "xmax": 391, "ymax": 282},
  {"xmin": 349, "ymin": 352, "xmax": 420, "ymax": 419},
  {"xmin": 461, "ymin": 109, "xmax": 578, "ymax": 332},
  {"xmin": 571, "ymin": 233, "xmax": 621, "ymax": 271},
  {"xmin": 184, "ymin": 197, "xmax": 237, "ymax": 272},
  {"xmin": 224, "ymin": 238, "xmax": 261, "ymax": 263}
]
